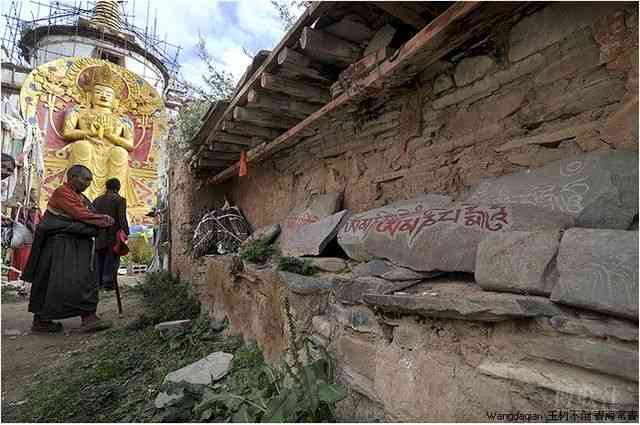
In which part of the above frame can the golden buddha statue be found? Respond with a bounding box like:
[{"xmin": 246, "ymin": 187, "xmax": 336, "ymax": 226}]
[{"xmin": 61, "ymin": 64, "xmax": 136, "ymax": 201}]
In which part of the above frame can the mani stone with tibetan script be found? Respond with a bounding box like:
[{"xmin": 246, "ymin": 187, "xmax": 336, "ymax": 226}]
[
  {"xmin": 281, "ymin": 210, "xmax": 350, "ymax": 257},
  {"xmin": 465, "ymin": 151, "xmax": 638, "ymax": 229},
  {"xmin": 337, "ymin": 199, "xmax": 574, "ymax": 273},
  {"xmin": 475, "ymin": 230, "xmax": 561, "ymax": 296},
  {"xmin": 551, "ymin": 229, "xmax": 639, "ymax": 320},
  {"xmin": 278, "ymin": 191, "xmax": 343, "ymax": 247}
]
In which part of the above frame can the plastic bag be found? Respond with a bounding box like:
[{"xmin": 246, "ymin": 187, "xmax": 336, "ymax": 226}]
[{"xmin": 10, "ymin": 220, "xmax": 33, "ymax": 248}]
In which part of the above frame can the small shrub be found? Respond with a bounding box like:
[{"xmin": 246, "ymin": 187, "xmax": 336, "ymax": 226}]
[
  {"xmin": 239, "ymin": 238, "xmax": 276, "ymax": 264},
  {"xmin": 278, "ymin": 256, "xmax": 316, "ymax": 276},
  {"xmin": 127, "ymin": 235, "xmax": 154, "ymax": 266},
  {"xmin": 130, "ymin": 272, "xmax": 200, "ymax": 329}
]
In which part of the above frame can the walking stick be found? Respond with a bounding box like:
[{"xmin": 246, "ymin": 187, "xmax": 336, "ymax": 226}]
[{"xmin": 113, "ymin": 262, "xmax": 123, "ymax": 317}]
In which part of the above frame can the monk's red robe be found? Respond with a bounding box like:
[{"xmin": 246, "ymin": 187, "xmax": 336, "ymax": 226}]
[
  {"xmin": 48, "ymin": 183, "xmax": 111, "ymax": 227},
  {"xmin": 23, "ymin": 183, "xmax": 108, "ymax": 320}
]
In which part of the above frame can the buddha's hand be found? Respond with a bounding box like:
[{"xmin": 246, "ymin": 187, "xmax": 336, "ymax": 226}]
[{"xmin": 89, "ymin": 122, "xmax": 105, "ymax": 141}]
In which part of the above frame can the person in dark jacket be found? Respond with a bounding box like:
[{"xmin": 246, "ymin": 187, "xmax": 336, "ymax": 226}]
[
  {"xmin": 93, "ymin": 178, "xmax": 129, "ymax": 290},
  {"xmin": 23, "ymin": 165, "xmax": 114, "ymax": 333}
]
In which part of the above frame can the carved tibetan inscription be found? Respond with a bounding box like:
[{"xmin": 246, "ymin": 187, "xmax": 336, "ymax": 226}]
[
  {"xmin": 338, "ymin": 199, "xmax": 574, "ymax": 272},
  {"xmin": 465, "ymin": 152, "xmax": 638, "ymax": 229}
]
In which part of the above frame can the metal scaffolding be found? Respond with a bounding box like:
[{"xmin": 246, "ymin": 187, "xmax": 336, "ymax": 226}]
[{"xmin": 1, "ymin": 0, "xmax": 182, "ymax": 85}]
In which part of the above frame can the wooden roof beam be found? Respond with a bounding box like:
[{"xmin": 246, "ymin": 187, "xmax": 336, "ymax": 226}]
[
  {"xmin": 206, "ymin": 2, "xmax": 526, "ymax": 184},
  {"xmin": 247, "ymin": 89, "xmax": 320, "ymax": 119},
  {"xmin": 260, "ymin": 72, "xmax": 330, "ymax": 104},
  {"xmin": 372, "ymin": 2, "xmax": 429, "ymax": 29},
  {"xmin": 194, "ymin": 2, "xmax": 334, "ymax": 147},
  {"xmin": 233, "ymin": 106, "xmax": 300, "ymax": 129},
  {"xmin": 221, "ymin": 120, "xmax": 282, "ymax": 139},
  {"xmin": 300, "ymin": 26, "xmax": 363, "ymax": 67},
  {"xmin": 277, "ymin": 47, "xmax": 334, "ymax": 83}
]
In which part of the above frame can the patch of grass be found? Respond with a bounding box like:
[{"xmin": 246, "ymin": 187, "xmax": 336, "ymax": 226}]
[
  {"xmin": 278, "ymin": 256, "xmax": 316, "ymax": 276},
  {"xmin": 239, "ymin": 238, "xmax": 276, "ymax": 264},
  {"xmin": 10, "ymin": 272, "xmax": 234, "ymax": 423},
  {"xmin": 129, "ymin": 272, "xmax": 201, "ymax": 329},
  {"xmin": 15, "ymin": 323, "xmax": 227, "ymax": 423},
  {"xmin": 192, "ymin": 298, "xmax": 344, "ymax": 422}
]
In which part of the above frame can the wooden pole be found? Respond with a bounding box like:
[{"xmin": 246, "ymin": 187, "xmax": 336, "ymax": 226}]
[
  {"xmin": 372, "ymin": 2, "xmax": 429, "ymax": 29},
  {"xmin": 247, "ymin": 89, "xmax": 320, "ymax": 119},
  {"xmin": 276, "ymin": 47, "xmax": 333, "ymax": 83},
  {"xmin": 300, "ymin": 26, "xmax": 363, "ymax": 66},
  {"xmin": 260, "ymin": 72, "xmax": 330, "ymax": 103},
  {"xmin": 222, "ymin": 120, "xmax": 282, "ymax": 139},
  {"xmin": 233, "ymin": 106, "xmax": 300, "ymax": 129}
]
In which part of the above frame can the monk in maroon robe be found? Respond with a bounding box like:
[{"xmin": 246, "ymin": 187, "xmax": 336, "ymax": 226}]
[{"xmin": 23, "ymin": 165, "xmax": 115, "ymax": 333}]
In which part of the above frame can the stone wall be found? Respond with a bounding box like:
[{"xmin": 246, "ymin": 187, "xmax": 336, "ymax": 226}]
[
  {"xmin": 185, "ymin": 254, "xmax": 638, "ymax": 422},
  {"xmin": 169, "ymin": 159, "xmax": 227, "ymax": 282},
  {"xmin": 220, "ymin": 2, "xmax": 637, "ymax": 229},
  {"xmin": 168, "ymin": 2, "xmax": 639, "ymax": 421}
]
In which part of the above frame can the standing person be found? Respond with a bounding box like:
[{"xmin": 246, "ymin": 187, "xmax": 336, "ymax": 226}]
[
  {"xmin": 93, "ymin": 178, "xmax": 129, "ymax": 290},
  {"xmin": 8, "ymin": 189, "xmax": 42, "ymax": 281},
  {"xmin": 23, "ymin": 165, "xmax": 115, "ymax": 333}
]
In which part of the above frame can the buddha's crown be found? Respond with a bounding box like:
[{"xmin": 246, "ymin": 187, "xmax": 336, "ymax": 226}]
[{"xmin": 85, "ymin": 63, "xmax": 125, "ymax": 97}]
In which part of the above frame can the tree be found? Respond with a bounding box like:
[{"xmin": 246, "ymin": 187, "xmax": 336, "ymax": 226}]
[
  {"xmin": 175, "ymin": 34, "xmax": 236, "ymax": 144},
  {"xmin": 270, "ymin": 0, "xmax": 310, "ymax": 31}
]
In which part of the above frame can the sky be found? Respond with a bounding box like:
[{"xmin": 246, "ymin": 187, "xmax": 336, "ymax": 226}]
[{"xmin": 2, "ymin": 0, "xmax": 304, "ymax": 88}]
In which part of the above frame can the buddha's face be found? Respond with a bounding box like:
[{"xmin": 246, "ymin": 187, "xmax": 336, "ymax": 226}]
[{"xmin": 92, "ymin": 84, "xmax": 116, "ymax": 109}]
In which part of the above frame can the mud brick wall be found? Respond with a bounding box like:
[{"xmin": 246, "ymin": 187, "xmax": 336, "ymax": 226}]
[
  {"xmin": 169, "ymin": 159, "xmax": 228, "ymax": 282},
  {"xmin": 215, "ymin": 2, "xmax": 638, "ymax": 230}
]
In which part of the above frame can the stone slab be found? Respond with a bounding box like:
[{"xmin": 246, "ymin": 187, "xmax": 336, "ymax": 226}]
[
  {"xmin": 281, "ymin": 210, "xmax": 349, "ymax": 257},
  {"xmin": 523, "ymin": 335, "xmax": 639, "ymax": 382},
  {"xmin": 154, "ymin": 320, "xmax": 192, "ymax": 331},
  {"xmin": 508, "ymin": 2, "xmax": 613, "ymax": 62},
  {"xmin": 537, "ymin": 314, "xmax": 639, "ymax": 342},
  {"xmin": 279, "ymin": 191, "xmax": 343, "ymax": 247},
  {"xmin": 338, "ymin": 198, "xmax": 573, "ymax": 272},
  {"xmin": 329, "ymin": 303, "xmax": 383, "ymax": 335},
  {"xmin": 551, "ymin": 229, "xmax": 638, "ymax": 320},
  {"xmin": 454, "ymin": 55, "xmax": 495, "ymax": 87},
  {"xmin": 335, "ymin": 277, "xmax": 421, "ymax": 305},
  {"xmin": 478, "ymin": 359, "xmax": 638, "ymax": 405},
  {"xmin": 380, "ymin": 267, "xmax": 442, "ymax": 282},
  {"xmin": 465, "ymin": 151, "xmax": 639, "ymax": 229},
  {"xmin": 496, "ymin": 122, "xmax": 600, "ymax": 152},
  {"xmin": 600, "ymin": 96, "xmax": 639, "ymax": 150},
  {"xmin": 475, "ymin": 230, "xmax": 561, "ymax": 296},
  {"xmin": 363, "ymin": 282, "xmax": 563, "ymax": 322},
  {"xmin": 241, "ymin": 224, "xmax": 281, "ymax": 247},
  {"xmin": 351, "ymin": 260, "xmax": 393, "ymax": 278},
  {"xmin": 278, "ymin": 271, "xmax": 335, "ymax": 295},
  {"xmin": 307, "ymin": 257, "xmax": 347, "ymax": 273},
  {"xmin": 155, "ymin": 351, "xmax": 233, "ymax": 408},
  {"xmin": 433, "ymin": 74, "xmax": 453, "ymax": 94}
]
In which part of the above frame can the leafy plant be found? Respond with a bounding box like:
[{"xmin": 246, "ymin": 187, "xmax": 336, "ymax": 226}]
[
  {"xmin": 193, "ymin": 297, "xmax": 345, "ymax": 422},
  {"xmin": 129, "ymin": 272, "xmax": 201, "ymax": 329},
  {"xmin": 239, "ymin": 238, "xmax": 276, "ymax": 264},
  {"xmin": 126, "ymin": 235, "xmax": 154, "ymax": 266},
  {"xmin": 278, "ymin": 256, "xmax": 316, "ymax": 276}
]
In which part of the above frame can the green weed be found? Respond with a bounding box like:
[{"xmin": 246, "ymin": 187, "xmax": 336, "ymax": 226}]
[
  {"xmin": 278, "ymin": 256, "xmax": 316, "ymax": 276},
  {"xmin": 239, "ymin": 238, "xmax": 276, "ymax": 264}
]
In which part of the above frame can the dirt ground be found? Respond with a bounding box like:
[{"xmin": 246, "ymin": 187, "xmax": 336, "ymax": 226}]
[{"xmin": 1, "ymin": 275, "xmax": 145, "ymax": 410}]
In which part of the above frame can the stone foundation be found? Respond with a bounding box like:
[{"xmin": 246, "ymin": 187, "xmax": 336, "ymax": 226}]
[{"xmin": 186, "ymin": 256, "xmax": 638, "ymax": 421}]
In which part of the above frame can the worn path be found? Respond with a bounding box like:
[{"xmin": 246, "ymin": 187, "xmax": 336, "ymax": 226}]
[{"xmin": 1, "ymin": 276, "xmax": 145, "ymax": 414}]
